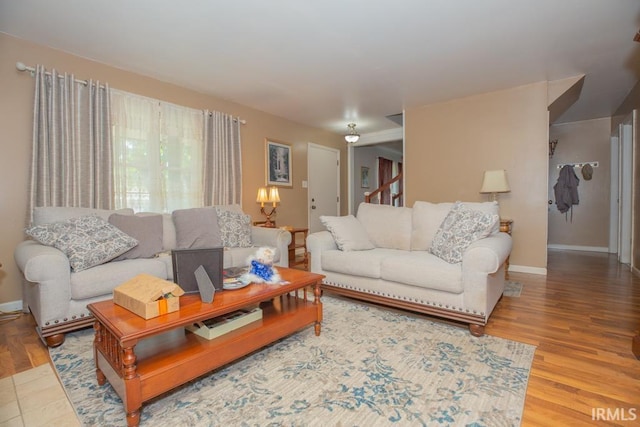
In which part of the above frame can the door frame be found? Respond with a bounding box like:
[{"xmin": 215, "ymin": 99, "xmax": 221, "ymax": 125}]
[
  {"xmin": 616, "ymin": 111, "xmax": 635, "ymax": 265},
  {"xmin": 347, "ymin": 127, "xmax": 404, "ymax": 214}
]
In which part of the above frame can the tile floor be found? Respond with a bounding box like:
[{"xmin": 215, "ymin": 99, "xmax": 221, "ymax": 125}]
[{"xmin": 0, "ymin": 363, "xmax": 79, "ymax": 427}]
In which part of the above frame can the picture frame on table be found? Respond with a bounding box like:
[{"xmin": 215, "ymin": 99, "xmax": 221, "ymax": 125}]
[
  {"xmin": 361, "ymin": 166, "xmax": 370, "ymax": 188},
  {"xmin": 266, "ymin": 139, "xmax": 292, "ymax": 187}
]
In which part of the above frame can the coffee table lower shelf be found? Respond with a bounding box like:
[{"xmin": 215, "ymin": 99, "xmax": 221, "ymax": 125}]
[{"xmin": 91, "ymin": 284, "xmax": 323, "ymax": 427}]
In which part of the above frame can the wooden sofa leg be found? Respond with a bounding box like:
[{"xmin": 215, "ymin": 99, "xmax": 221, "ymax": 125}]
[
  {"xmin": 469, "ymin": 324, "xmax": 485, "ymax": 337},
  {"xmin": 45, "ymin": 333, "xmax": 65, "ymax": 348}
]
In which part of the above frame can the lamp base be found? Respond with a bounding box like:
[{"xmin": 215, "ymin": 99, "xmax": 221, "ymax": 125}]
[{"xmin": 261, "ymin": 207, "xmax": 276, "ymax": 228}]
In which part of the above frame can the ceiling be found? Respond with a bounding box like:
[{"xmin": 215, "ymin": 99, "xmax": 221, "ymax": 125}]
[{"xmin": 2, "ymin": 0, "xmax": 640, "ymax": 136}]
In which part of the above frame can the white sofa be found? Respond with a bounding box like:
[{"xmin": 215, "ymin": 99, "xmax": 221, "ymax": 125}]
[
  {"xmin": 14, "ymin": 205, "xmax": 291, "ymax": 347},
  {"xmin": 307, "ymin": 201, "xmax": 512, "ymax": 336}
]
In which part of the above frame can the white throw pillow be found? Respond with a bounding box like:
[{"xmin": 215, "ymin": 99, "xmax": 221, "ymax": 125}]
[
  {"xmin": 429, "ymin": 202, "xmax": 499, "ymax": 264},
  {"xmin": 320, "ymin": 215, "xmax": 375, "ymax": 251},
  {"xmin": 25, "ymin": 215, "xmax": 139, "ymax": 272}
]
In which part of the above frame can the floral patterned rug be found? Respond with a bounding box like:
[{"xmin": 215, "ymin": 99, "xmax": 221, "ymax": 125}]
[{"xmin": 50, "ymin": 296, "xmax": 535, "ymax": 426}]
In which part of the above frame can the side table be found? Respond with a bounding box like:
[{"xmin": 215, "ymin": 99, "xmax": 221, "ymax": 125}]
[
  {"xmin": 500, "ymin": 219, "xmax": 513, "ymax": 277},
  {"xmin": 284, "ymin": 227, "xmax": 309, "ymax": 270}
]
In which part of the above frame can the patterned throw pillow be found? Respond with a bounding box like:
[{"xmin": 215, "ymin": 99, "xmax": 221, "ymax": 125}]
[
  {"xmin": 25, "ymin": 215, "xmax": 139, "ymax": 272},
  {"xmin": 215, "ymin": 209, "xmax": 252, "ymax": 248},
  {"xmin": 429, "ymin": 202, "xmax": 499, "ymax": 264}
]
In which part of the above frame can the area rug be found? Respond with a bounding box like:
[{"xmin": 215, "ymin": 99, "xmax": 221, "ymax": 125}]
[
  {"xmin": 503, "ymin": 280, "xmax": 523, "ymax": 297},
  {"xmin": 50, "ymin": 296, "xmax": 535, "ymax": 426}
]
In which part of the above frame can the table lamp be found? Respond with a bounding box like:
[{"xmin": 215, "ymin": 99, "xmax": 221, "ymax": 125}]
[
  {"xmin": 256, "ymin": 186, "xmax": 280, "ymax": 227},
  {"xmin": 480, "ymin": 170, "xmax": 510, "ymax": 202}
]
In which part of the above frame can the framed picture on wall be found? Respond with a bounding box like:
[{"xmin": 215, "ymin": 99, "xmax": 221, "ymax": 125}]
[
  {"xmin": 361, "ymin": 166, "xmax": 370, "ymax": 188},
  {"xmin": 266, "ymin": 139, "xmax": 292, "ymax": 187}
]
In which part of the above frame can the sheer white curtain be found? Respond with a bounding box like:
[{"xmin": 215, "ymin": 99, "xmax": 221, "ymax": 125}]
[
  {"xmin": 163, "ymin": 103, "xmax": 204, "ymax": 211},
  {"xmin": 111, "ymin": 90, "xmax": 203, "ymax": 212},
  {"xmin": 28, "ymin": 65, "xmax": 112, "ymax": 222},
  {"xmin": 203, "ymin": 111, "xmax": 242, "ymax": 205}
]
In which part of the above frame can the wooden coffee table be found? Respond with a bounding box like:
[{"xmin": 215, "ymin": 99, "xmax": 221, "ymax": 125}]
[{"xmin": 87, "ymin": 268, "xmax": 324, "ymax": 427}]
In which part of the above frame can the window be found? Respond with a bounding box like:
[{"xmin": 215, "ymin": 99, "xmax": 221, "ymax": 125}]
[{"xmin": 111, "ymin": 90, "xmax": 204, "ymax": 212}]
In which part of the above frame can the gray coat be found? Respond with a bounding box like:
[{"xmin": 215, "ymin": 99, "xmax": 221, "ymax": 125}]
[{"xmin": 553, "ymin": 165, "xmax": 579, "ymax": 214}]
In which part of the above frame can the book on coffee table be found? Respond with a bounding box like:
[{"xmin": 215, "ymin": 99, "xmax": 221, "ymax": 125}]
[{"xmin": 186, "ymin": 307, "xmax": 262, "ymax": 340}]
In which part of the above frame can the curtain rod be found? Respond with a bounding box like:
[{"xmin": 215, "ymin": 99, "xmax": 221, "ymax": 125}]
[
  {"xmin": 207, "ymin": 112, "xmax": 246, "ymax": 125},
  {"xmin": 17, "ymin": 61, "xmax": 246, "ymax": 124},
  {"xmin": 16, "ymin": 61, "xmax": 104, "ymax": 88}
]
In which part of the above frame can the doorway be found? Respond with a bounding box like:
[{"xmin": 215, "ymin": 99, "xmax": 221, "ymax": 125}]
[{"xmin": 349, "ymin": 140, "xmax": 403, "ymax": 213}]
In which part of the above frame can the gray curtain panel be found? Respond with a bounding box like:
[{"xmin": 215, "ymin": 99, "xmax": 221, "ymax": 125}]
[
  {"xmin": 29, "ymin": 65, "xmax": 113, "ymax": 223},
  {"xmin": 203, "ymin": 111, "xmax": 242, "ymax": 206}
]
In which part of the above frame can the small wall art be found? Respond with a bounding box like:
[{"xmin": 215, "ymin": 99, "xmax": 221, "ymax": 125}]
[
  {"xmin": 265, "ymin": 139, "xmax": 292, "ymax": 187},
  {"xmin": 361, "ymin": 166, "xmax": 370, "ymax": 188}
]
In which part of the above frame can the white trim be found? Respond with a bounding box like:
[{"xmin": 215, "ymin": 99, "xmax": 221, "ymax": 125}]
[
  {"xmin": 547, "ymin": 244, "xmax": 610, "ymax": 253},
  {"xmin": 354, "ymin": 128, "xmax": 403, "ymax": 145},
  {"xmin": 508, "ymin": 264, "xmax": 547, "ymax": 275},
  {"xmin": 0, "ymin": 300, "xmax": 23, "ymax": 312}
]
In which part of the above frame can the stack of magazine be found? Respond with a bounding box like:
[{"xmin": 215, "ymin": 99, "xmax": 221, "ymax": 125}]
[{"xmin": 186, "ymin": 306, "xmax": 263, "ymax": 340}]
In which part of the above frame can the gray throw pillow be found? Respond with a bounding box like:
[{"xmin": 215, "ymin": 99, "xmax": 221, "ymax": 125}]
[
  {"xmin": 25, "ymin": 215, "xmax": 138, "ymax": 272},
  {"xmin": 215, "ymin": 208, "xmax": 252, "ymax": 248},
  {"xmin": 172, "ymin": 207, "xmax": 223, "ymax": 249},
  {"xmin": 429, "ymin": 202, "xmax": 499, "ymax": 264},
  {"xmin": 109, "ymin": 213, "xmax": 164, "ymax": 261},
  {"xmin": 320, "ymin": 215, "xmax": 374, "ymax": 251}
]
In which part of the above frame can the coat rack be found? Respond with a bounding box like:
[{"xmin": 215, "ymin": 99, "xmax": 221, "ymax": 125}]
[{"xmin": 556, "ymin": 161, "xmax": 599, "ymax": 169}]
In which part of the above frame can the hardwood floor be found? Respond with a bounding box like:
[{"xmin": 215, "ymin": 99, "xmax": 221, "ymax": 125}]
[
  {"xmin": 1, "ymin": 250, "xmax": 638, "ymax": 426},
  {"xmin": 489, "ymin": 250, "xmax": 640, "ymax": 426}
]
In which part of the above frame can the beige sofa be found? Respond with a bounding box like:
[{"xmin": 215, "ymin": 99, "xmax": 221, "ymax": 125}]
[
  {"xmin": 307, "ymin": 201, "xmax": 512, "ymax": 336},
  {"xmin": 14, "ymin": 205, "xmax": 291, "ymax": 347}
]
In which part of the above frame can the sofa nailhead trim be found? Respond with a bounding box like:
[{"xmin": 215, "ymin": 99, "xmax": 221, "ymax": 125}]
[{"xmin": 324, "ymin": 280, "xmax": 485, "ymax": 316}]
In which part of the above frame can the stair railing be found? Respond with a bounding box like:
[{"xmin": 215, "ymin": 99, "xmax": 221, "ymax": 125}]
[{"xmin": 364, "ymin": 172, "xmax": 403, "ymax": 205}]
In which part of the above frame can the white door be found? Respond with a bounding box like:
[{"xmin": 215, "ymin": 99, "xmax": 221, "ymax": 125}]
[{"xmin": 308, "ymin": 143, "xmax": 340, "ymax": 233}]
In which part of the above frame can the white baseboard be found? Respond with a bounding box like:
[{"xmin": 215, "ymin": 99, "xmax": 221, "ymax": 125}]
[
  {"xmin": 547, "ymin": 244, "xmax": 610, "ymax": 253},
  {"xmin": 508, "ymin": 264, "xmax": 547, "ymax": 275},
  {"xmin": 0, "ymin": 300, "xmax": 23, "ymax": 312}
]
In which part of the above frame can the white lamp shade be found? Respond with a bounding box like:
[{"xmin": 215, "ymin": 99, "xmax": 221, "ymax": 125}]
[
  {"xmin": 256, "ymin": 187, "xmax": 269, "ymax": 203},
  {"xmin": 268, "ymin": 186, "xmax": 280, "ymax": 203},
  {"xmin": 480, "ymin": 170, "xmax": 510, "ymax": 193}
]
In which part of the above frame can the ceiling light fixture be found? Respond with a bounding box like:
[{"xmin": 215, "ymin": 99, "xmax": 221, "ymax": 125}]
[{"xmin": 345, "ymin": 123, "xmax": 360, "ymax": 143}]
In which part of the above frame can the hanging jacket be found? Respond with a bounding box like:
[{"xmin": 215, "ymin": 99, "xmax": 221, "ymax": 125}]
[{"xmin": 553, "ymin": 164, "xmax": 579, "ymax": 217}]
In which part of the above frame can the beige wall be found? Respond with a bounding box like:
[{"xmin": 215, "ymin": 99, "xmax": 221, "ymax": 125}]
[
  {"xmin": 548, "ymin": 118, "xmax": 611, "ymax": 248},
  {"xmin": 0, "ymin": 33, "xmax": 346, "ymax": 305},
  {"xmin": 404, "ymin": 82, "xmax": 550, "ymax": 271}
]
